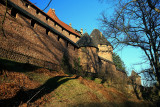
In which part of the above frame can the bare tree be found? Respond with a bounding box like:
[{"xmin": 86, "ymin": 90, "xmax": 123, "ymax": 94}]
[
  {"xmin": 99, "ymin": 0, "xmax": 160, "ymax": 13},
  {"xmin": 142, "ymin": 69, "xmax": 156, "ymax": 87},
  {"xmin": 147, "ymin": 0, "xmax": 160, "ymax": 13},
  {"xmin": 100, "ymin": 0, "xmax": 160, "ymax": 85},
  {"xmin": 43, "ymin": 0, "xmax": 52, "ymax": 11}
]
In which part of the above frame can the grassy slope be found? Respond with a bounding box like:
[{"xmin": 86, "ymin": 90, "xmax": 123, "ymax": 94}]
[{"xmin": 0, "ymin": 59, "xmax": 155, "ymax": 107}]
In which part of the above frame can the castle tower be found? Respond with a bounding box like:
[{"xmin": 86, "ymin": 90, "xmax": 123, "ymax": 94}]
[
  {"xmin": 76, "ymin": 33, "xmax": 99, "ymax": 73},
  {"xmin": 90, "ymin": 29, "xmax": 113, "ymax": 62}
]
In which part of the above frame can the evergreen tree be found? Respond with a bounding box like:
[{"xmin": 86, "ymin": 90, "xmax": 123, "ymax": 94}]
[{"xmin": 112, "ymin": 52, "xmax": 126, "ymax": 73}]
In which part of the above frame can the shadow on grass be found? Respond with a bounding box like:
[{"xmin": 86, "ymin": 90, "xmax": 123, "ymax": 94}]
[
  {"xmin": 0, "ymin": 76, "xmax": 75, "ymax": 107},
  {"xmin": 0, "ymin": 58, "xmax": 40, "ymax": 73}
]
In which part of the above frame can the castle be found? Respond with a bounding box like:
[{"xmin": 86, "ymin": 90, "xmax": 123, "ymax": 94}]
[{"xmin": 0, "ymin": 0, "xmax": 140, "ymax": 85}]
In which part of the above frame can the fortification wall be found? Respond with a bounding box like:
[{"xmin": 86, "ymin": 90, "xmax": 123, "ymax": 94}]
[
  {"xmin": 79, "ymin": 47, "xmax": 99, "ymax": 73},
  {"xmin": 8, "ymin": 0, "xmax": 80, "ymax": 43},
  {"xmin": 99, "ymin": 59, "xmax": 127, "ymax": 84},
  {"xmin": 0, "ymin": 0, "xmax": 79, "ymax": 70},
  {"xmin": 0, "ymin": 0, "xmax": 129, "ymax": 84},
  {"xmin": 98, "ymin": 45, "xmax": 113, "ymax": 62},
  {"xmin": 115, "ymin": 69, "xmax": 128, "ymax": 84}
]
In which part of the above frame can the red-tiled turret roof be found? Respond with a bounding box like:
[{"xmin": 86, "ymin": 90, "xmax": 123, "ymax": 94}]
[{"xmin": 47, "ymin": 8, "xmax": 80, "ymax": 37}]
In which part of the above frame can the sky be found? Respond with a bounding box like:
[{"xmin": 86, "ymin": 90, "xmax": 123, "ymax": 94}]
[{"xmin": 29, "ymin": 0, "xmax": 150, "ymax": 76}]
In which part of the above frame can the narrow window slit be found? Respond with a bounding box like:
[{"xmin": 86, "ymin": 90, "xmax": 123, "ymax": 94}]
[
  {"xmin": 66, "ymin": 42, "xmax": 68, "ymax": 47},
  {"xmin": 31, "ymin": 19, "xmax": 36, "ymax": 27},
  {"xmin": 36, "ymin": 10, "xmax": 40, "ymax": 14},
  {"xmin": 46, "ymin": 29, "xmax": 49, "ymax": 35}
]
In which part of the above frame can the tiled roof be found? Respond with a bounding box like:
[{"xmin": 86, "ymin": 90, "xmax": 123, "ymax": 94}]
[
  {"xmin": 76, "ymin": 33, "xmax": 98, "ymax": 48},
  {"xmin": 47, "ymin": 8, "xmax": 81, "ymax": 37},
  {"xmin": 26, "ymin": 0, "xmax": 80, "ymax": 37},
  {"xmin": 90, "ymin": 29, "xmax": 112, "ymax": 46}
]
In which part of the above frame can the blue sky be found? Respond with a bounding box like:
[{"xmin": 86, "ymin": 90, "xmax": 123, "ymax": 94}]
[{"xmin": 29, "ymin": 0, "xmax": 150, "ymax": 75}]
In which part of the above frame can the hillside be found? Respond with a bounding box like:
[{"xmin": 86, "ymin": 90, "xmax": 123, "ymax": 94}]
[{"xmin": 0, "ymin": 59, "xmax": 155, "ymax": 107}]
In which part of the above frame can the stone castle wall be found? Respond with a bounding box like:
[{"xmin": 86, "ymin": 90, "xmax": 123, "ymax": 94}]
[
  {"xmin": 78, "ymin": 47, "xmax": 99, "ymax": 73},
  {"xmin": 99, "ymin": 59, "xmax": 127, "ymax": 83},
  {"xmin": 0, "ymin": 0, "xmax": 129, "ymax": 82},
  {"xmin": 98, "ymin": 45, "xmax": 113, "ymax": 62},
  {"xmin": 0, "ymin": 0, "xmax": 79, "ymax": 70}
]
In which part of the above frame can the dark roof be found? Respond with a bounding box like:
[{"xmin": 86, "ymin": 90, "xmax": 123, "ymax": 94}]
[
  {"xmin": 90, "ymin": 29, "xmax": 112, "ymax": 46},
  {"xmin": 76, "ymin": 33, "xmax": 98, "ymax": 48}
]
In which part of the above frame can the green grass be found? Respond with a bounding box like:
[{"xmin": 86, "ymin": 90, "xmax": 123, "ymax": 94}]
[{"xmin": 45, "ymin": 79, "xmax": 95, "ymax": 106}]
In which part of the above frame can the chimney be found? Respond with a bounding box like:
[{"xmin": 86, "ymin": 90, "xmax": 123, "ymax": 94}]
[
  {"xmin": 69, "ymin": 23, "xmax": 72, "ymax": 27},
  {"xmin": 52, "ymin": 8, "xmax": 55, "ymax": 13},
  {"xmin": 81, "ymin": 28, "xmax": 83, "ymax": 35},
  {"xmin": 100, "ymin": 32, "xmax": 102, "ymax": 37}
]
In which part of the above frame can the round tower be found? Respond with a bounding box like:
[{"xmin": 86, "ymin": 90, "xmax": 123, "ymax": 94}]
[
  {"xmin": 90, "ymin": 29, "xmax": 113, "ymax": 62},
  {"xmin": 76, "ymin": 33, "xmax": 99, "ymax": 73}
]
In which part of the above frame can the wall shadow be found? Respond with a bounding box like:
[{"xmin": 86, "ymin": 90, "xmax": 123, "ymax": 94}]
[
  {"xmin": 0, "ymin": 58, "xmax": 40, "ymax": 73},
  {"xmin": 0, "ymin": 76, "xmax": 75, "ymax": 107}
]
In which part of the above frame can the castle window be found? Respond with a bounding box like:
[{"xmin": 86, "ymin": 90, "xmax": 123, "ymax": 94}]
[
  {"xmin": 54, "ymin": 22, "xmax": 57, "ymax": 26},
  {"xmin": 25, "ymin": 3, "xmax": 29, "ymax": 8},
  {"xmin": 36, "ymin": 10, "xmax": 40, "ymax": 14},
  {"xmin": 31, "ymin": 19, "xmax": 36, "ymax": 27},
  {"xmin": 46, "ymin": 29, "xmax": 49, "ymax": 35},
  {"xmin": 46, "ymin": 16, "xmax": 49, "ymax": 21},
  {"xmin": 11, "ymin": 8, "xmax": 17, "ymax": 17}
]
